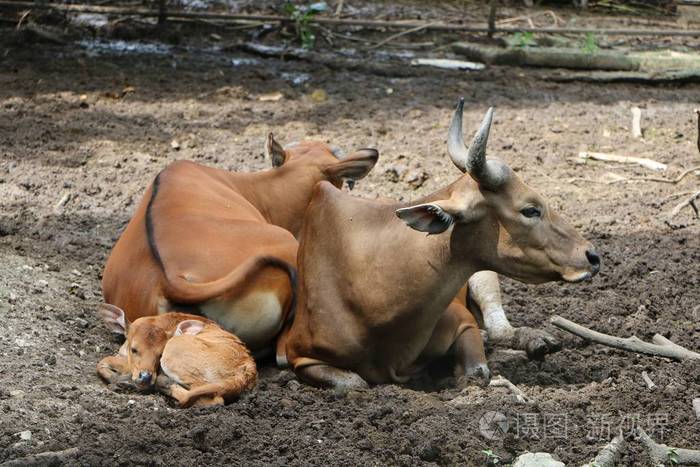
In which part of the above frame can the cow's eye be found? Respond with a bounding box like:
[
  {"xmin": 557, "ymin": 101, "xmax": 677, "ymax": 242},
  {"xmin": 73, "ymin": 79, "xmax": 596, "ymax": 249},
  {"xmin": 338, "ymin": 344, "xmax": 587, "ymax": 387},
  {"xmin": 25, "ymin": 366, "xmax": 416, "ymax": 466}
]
[{"xmin": 520, "ymin": 206, "xmax": 541, "ymax": 218}]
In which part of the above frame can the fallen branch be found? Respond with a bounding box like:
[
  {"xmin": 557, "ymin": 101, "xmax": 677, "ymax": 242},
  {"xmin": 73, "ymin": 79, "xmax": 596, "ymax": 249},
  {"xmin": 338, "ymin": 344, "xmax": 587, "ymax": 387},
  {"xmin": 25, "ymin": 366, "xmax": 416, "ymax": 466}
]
[
  {"xmin": 234, "ymin": 42, "xmax": 420, "ymax": 78},
  {"xmin": 453, "ymin": 42, "xmax": 641, "ymax": 71},
  {"xmin": 641, "ymin": 371, "xmax": 656, "ymax": 390},
  {"xmin": 550, "ymin": 315, "xmax": 700, "ymax": 361},
  {"xmin": 578, "ymin": 151, "xmax": 667, "ymax": 172},
  {"xmin": 638, "ymin": 428, "xmax": 700, "ymax": 465},
  {"xmin": 546, "ymin": 69, "xmax": 700, "ymax": 84},
  {"xmin": 693, "ymin": 398, "xmax": 700, "ymax": 420},
  {"xmin": 0, "ymin": 447, "xmax": 80, "ymax": 467},
  {"xmin": 488, "ymin": 375, "xmax": 530, "ymax": 403},
  {"xmin": 582, "ymin": 432, "xmax": 626, "ymax": 467}
]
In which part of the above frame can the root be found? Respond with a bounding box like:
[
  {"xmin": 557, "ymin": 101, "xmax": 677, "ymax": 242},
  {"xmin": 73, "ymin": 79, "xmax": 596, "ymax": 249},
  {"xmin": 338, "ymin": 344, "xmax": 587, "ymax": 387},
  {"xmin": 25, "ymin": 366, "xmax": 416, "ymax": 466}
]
[{"xmin": 550, "ymin": 315, "xmax": 700, "ymax": 361}]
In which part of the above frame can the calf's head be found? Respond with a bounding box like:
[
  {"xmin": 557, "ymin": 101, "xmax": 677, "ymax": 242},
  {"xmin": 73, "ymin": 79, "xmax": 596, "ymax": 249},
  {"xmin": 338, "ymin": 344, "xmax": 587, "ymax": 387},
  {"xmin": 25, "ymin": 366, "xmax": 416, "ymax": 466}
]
[
  {"xmin": 100, "ymin": 304, "xmax": 168, "ymax": 388},
  {"xmin": 397, "ymin": 99, "xmax": 600, "ymax": 284},
  {"xmin": 264, "ymin": 133, "xmax": 378, "ymax": 190}
]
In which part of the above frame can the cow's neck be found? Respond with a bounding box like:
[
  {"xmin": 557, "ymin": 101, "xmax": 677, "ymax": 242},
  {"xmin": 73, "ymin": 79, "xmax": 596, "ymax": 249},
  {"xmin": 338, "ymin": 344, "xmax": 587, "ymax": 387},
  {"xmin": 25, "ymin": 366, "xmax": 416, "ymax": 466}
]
[
  {"xmin": 234, "ymin": 166, "xmax": 317, "ymax": 237},
  {"xmin": 389, "ymin": 180, "xmax": 487, "ymax": 321}
]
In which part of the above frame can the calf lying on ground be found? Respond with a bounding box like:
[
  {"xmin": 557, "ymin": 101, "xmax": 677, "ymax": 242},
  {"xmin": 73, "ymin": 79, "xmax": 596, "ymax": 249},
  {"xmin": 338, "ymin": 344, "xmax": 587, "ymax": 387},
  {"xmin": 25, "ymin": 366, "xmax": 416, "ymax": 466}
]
[
  {"xmin": 97, "ymin": 304, "xmax": 256, "ymax": 407},
  {"xmin": 102, "ymin": 135, "xmax": 378, "ymax": 361},
  {"xmin": 285, "ymin": 99, "xmax": 601, "ymax": 389}
]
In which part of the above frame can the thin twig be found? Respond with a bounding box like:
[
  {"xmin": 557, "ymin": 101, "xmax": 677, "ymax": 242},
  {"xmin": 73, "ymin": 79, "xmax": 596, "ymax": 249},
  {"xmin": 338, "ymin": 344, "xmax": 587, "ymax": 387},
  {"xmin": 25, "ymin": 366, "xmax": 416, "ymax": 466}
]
[
  {"xmin": 609, "ymin": 165, "xmax": 700, "ymax": 185},
  {"xmin": 15, "ymin": 9, "xmax": 30, "ymax": 29},
  {"xmin": 693, "ymin": 398, "xmax": 700, "ymax": 420},
  {"xmin": 668, "ymin": 190, "xmax": 700, "ymax": 219},
  {"xmin": 369, "ymin": 22, "xmax": 439, "ymax": 49},
  {"xmin": 489, "ymin": 375, "xmax": 530, "ymax": 403},
  {"xmin": 334, "ymin": 0, "xmax": 344, "ymax": 17},
  {"xmin": 641, "ymin": 371, "xmax": 656, "ymax": 390}
]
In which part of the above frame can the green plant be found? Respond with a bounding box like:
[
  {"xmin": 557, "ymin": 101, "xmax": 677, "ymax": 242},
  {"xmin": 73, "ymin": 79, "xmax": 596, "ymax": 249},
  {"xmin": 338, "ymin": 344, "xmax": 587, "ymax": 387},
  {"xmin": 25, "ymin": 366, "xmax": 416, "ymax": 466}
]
[
  {"xmin": 482, "ymin": 449, "xmax": 501, "ymax": 465},
  {"xmin": 668, "ymin": 447, "xmax": 680, "ymax": 465},
  {"xmin": 512, "ymin": 31, "xmax": 536, "ymax": 48},
  {"xmin": 581, "ymin": 32, "xmax": 599, "ymax": 54},
  {"xmin": 283, "ymin": 2, "xmax": 328, "ymax": 49}
]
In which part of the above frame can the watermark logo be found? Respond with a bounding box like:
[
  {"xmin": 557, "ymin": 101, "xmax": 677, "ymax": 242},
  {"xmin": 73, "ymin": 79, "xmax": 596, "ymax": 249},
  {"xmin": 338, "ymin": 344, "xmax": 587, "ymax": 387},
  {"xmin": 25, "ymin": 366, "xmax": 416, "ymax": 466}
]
[
  {"xmin": 478, "ymin": 411, "xmax": 669, "ymax": 441},
  {"xmin": 479, "ymin": 411, "xmax": 509, "ymax": 440}
]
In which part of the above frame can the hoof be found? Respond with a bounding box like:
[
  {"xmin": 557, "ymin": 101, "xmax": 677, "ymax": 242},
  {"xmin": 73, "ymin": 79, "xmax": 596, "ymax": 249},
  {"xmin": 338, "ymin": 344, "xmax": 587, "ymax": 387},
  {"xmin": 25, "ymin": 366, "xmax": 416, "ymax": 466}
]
[
  {"xmin": 513, "ymin": 327, "xmax": 561, "ymax": 360},
  {"xmin": 456, "ymin": 363, "xmax": 491, "ymax": 388}
]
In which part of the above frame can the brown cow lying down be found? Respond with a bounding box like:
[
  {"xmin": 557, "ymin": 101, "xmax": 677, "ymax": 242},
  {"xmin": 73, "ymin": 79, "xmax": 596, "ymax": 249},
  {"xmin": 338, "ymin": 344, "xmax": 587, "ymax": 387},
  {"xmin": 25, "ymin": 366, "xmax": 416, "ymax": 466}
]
[
  {"xmin": 97, "ymin": 304, "xmax": 256, "ymax": 407},
  {"xmin": 101, "ymin": 135, "xmax": 378, "ymax": 362},
  {"xmin": 285, "ymin": 100, "xmax": 601, "ymax": 389}
]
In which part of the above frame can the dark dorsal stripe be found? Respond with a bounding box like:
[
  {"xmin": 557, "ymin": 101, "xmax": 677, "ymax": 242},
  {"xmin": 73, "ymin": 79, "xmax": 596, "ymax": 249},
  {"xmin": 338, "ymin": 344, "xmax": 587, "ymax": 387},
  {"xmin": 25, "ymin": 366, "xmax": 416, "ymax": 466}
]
[{"xmin": 145, "ymin": 171, "xmax": 165, "ymax": 270}]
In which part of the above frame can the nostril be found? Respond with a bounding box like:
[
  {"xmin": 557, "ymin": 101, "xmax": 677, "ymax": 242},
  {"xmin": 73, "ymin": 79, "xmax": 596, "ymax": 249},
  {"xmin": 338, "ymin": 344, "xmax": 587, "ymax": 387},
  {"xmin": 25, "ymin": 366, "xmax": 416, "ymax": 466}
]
[
  {"xmin": 586, "ymin": 250, "xmax": 601, "ymax": 269},
  {"xmin": 138, "ymin": 371, "xmax": 152, "ymax": 385}
]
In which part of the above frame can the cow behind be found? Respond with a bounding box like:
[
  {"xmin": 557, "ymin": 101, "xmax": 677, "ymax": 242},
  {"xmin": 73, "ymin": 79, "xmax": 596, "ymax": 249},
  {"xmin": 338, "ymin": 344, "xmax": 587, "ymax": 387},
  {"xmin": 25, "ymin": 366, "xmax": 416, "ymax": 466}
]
[{"xmin": 101, "ymin": 135, "xmax": 378, "ymax": 359}]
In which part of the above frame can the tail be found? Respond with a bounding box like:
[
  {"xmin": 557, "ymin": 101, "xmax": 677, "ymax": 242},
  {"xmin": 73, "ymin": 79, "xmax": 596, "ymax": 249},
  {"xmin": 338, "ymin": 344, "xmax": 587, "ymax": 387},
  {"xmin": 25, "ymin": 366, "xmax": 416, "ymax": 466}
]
[
  {"xmin": 180, "ymin": 360, "xmax": 257, "ymax": 408},
  {"xmin": 162, "ymin": 255, "xmax": 297, "ymax": 309},
  {"xmin": 145, "ymin": 170, "xmax": 297, "ymax": 309}
]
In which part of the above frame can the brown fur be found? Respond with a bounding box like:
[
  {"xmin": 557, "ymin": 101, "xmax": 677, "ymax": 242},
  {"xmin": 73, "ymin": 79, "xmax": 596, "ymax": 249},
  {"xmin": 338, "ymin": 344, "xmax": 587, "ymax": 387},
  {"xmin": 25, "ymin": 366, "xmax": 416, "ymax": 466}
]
[{"xmin": 101, "ymin": 136, "xmax": 377, "ymax": 354}]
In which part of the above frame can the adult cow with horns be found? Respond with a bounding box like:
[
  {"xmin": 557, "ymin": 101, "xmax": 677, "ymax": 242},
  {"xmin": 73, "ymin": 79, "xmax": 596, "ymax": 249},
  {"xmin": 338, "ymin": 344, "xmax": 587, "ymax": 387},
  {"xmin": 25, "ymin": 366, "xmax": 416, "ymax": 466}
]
[{"xmin": 285, "ymin": 99, "xmax": 601, "ymax": 389}]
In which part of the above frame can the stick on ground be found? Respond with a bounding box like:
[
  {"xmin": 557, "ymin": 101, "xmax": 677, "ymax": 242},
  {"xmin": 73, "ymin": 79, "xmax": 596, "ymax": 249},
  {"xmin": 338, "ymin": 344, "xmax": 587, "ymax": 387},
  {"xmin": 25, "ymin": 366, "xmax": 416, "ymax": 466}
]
[
  {"xmin": 631, "ymin": 106, "xmax": 643, "ymax": 138},
  {"xmin": 638, "ymin": 428, "xmax": 700, "ymax": 465},
  {"xmin": 577, "ymin": 151, "xmax": 667, "ymax": 172},
  {"xmin": 693, "ymin": 398, "xmax": 700, "ymax": 420},
  {"xmin": 550, "ymin": 315, "xmax": 700, "ymax": 361},
  {"xmin": 489, "ymin": 375, "xmax": 530, "ymax": 403},
  {"xmin": 641, "ymin": 371, "xmax": 656, "ymax": 390},
  {"xmin": 581, "ymin": 432, "xmax": 626, "ymax": 467}
]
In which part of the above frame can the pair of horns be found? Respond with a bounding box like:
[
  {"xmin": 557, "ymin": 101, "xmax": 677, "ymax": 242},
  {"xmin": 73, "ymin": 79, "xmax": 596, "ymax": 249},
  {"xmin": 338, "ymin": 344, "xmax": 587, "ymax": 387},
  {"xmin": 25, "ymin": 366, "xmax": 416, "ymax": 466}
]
[{"xmin": 447, "ymin": 99, "xmax": 505, "ymax": 189}]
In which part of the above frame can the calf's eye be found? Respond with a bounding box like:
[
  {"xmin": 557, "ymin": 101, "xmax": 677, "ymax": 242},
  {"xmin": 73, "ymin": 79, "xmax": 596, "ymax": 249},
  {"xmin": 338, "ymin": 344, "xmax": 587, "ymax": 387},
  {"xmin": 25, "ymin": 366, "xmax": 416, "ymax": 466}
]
[
  {"xmin": 131, "ymin": 347, "xmax": 138, "ymax": 355},
  {"xmin": 520, "ymin": 207, "xmax": 541, "ymax": 218}
]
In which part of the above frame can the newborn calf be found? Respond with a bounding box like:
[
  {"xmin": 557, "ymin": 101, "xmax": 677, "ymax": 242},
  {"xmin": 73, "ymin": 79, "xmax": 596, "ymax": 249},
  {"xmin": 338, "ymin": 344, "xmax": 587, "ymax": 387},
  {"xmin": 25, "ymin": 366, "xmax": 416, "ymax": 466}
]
[
  {"xmin": 158, "ymin": 320, "xmax": 257, "ymax": 407},
  {"xmin": 97, "ymin": 304, "xmax": 256, "ymax": 407}
]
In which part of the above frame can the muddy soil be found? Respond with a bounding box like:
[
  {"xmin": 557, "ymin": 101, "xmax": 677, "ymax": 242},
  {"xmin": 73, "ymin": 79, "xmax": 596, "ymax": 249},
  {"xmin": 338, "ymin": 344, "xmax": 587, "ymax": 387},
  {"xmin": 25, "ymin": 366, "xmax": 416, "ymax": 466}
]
[{"xmin": 1, "ymin": 8, "xmax": 700, "ymax": 465}]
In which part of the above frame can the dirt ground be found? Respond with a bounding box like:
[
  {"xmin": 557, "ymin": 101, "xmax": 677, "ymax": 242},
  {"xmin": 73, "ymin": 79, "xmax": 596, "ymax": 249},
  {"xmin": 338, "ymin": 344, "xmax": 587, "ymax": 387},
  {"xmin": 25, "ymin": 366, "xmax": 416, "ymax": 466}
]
[{"xmin": 1, "ymin": 3, "xmax": 700, "ymax": 465}]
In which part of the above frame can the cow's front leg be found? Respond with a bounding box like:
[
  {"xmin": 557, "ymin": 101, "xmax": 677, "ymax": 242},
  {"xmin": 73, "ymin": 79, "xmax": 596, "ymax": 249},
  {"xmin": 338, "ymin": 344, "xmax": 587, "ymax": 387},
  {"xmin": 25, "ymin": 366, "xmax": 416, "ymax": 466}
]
[
  {"xmin": 295, "ymin": 363, "xmax": 368, "ymax": 391},
  {"xmin": 468, "ymin": 271, "xmax": 560, "ymax": 359}
]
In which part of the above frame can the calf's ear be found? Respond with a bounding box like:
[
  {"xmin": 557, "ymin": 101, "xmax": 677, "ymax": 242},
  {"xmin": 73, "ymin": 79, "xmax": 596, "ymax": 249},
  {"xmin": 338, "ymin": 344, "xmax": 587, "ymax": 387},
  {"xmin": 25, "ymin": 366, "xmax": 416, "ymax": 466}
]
[
  {"xmin": 265, "ymin": 133, "xmax": 287, "ymax": 168},
  {"xmin": 99, "ymin": 303, "xmax": 128, "ymax": 335},
  {"xmin": 396, "ymin": 203, "xmax": 456, "ymax": 234},
  {"xmin": 175, "ymin": 320, "xmax": 205, "ymax": 337},
  {"xmin": 324, "ymin": 148, "xmax": 379, "ymax": 184}
]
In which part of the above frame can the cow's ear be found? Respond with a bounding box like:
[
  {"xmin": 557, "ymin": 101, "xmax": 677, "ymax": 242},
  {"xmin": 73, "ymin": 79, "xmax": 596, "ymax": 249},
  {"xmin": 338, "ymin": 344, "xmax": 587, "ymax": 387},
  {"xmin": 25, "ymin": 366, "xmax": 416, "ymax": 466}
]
[
  {"xmin": 175, "ymin": 320, "xmax": 205, "ymax": 337},
  {"xmin": 265, "ymin": 133, "xmax": 287, "ymax": 168},
  {"xmin": 99, "ymin": 303, "xmax": 128, "ymax": 335},
  {"xmin": 324, "ymin": 148, "xmax": 378, "ymax": 184},
  {"xmin": 396, "ymin": 203, "xmax": 456, "ymax": 234}
]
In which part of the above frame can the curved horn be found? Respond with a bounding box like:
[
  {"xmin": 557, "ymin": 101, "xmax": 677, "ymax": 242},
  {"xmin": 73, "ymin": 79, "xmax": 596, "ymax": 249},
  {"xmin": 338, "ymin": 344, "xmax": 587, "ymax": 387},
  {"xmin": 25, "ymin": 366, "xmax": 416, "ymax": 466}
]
[
  {"xmin": 447, "ymin": 98, "xmax": 470, "ymax": 173},
  {"xmin": 447, "ymin": 100, "xmax": 502, "ymax": 188}
]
